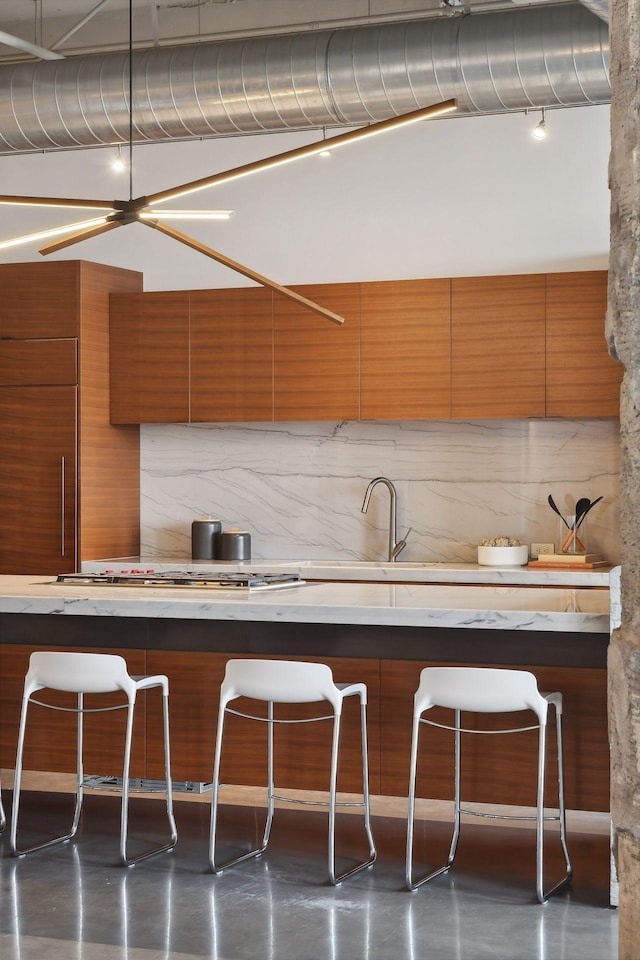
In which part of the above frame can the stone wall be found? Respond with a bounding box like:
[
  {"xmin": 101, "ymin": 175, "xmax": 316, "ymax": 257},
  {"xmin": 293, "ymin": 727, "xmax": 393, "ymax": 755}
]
[{"xmin": 607, "ymin": 0, "xmax": 640, "ymax": 955}]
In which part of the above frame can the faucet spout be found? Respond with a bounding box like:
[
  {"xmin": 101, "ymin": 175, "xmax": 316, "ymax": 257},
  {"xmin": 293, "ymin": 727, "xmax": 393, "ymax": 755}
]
[{"xmin": 361, "ymin": 477, "xmax": 409, "ymax": 562}]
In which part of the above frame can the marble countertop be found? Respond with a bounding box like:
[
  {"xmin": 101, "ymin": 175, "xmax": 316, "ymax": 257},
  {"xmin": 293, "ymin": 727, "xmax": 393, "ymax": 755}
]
[
  {"xmin": 0, "ymin": 575, "xmax": 610, "ymax": 633},
  {"xmin": 81, "ymin": 557, "xmax": 612, "ymax": 587}
]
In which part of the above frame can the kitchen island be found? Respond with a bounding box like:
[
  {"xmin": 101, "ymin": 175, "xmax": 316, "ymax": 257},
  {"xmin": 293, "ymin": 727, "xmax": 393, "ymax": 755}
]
[{"xmin": 0, "ymin": 575, "xmax": 610, "ymax": 814}]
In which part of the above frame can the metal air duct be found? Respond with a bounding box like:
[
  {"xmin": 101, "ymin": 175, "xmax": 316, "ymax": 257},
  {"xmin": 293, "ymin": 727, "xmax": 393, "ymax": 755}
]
[{"xmin": 0, "ymin": 4, "xmax": 610, "ymax": 154}]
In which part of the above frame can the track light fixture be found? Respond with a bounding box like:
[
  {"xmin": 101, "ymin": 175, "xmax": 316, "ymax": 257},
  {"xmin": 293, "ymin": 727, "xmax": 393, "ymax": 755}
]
[
  {"xmin": 532, "ymin": 108, "xmax": 547, "ymax": 140},
  {"xmin": 112, "ymin": 144, "xmax": 126, "ymax": 172}
]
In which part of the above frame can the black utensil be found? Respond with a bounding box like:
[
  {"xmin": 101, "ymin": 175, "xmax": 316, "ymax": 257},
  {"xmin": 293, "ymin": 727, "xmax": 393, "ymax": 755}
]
[
  {"xmin": 574, "ymin": 497, "xmax": 591, "ymax": 528},
  {"xmin": 548, "ymin": 494, "xmax": 571, "ymax": 528},
  {"xmin": 576, "ymin": 495, "xmax": 603, "ymax": 529}
]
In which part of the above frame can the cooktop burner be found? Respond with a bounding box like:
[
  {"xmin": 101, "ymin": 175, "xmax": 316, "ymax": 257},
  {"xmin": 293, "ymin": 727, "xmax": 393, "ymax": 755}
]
[{"xmin": 55, "ymin": 571, "xmax": 305, "ymax": 591}]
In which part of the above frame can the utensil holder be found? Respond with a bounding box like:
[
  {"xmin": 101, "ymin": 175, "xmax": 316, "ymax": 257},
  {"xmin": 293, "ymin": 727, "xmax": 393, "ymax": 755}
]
[{"xmin": 558, "ymin": 515, "xmax": 587, "ymax": 555}]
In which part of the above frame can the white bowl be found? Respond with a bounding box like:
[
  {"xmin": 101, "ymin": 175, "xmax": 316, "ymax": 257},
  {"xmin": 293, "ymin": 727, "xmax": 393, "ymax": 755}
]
[{"xmin": 477, "ymin": 545, "xmax": 529, "ymax": 567}]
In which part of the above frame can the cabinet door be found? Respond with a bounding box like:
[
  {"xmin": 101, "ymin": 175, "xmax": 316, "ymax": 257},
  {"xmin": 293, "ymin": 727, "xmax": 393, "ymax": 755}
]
[
  {"xmin": 361, "ymin": 279, "xmax": 451, "ymax": 419},
  {"xmin": 190, "ymin": 287, "xmax": 273, "ymax": 422},
  {"xmin": 0, "ymin": 339, "xmax": 77, "ymax": 386},
  {"xmin": 0, "ymin": 386, "xmax": 77, "ymax": 574},
  {"xmin": 110, "ymin": 291, "xmax": 189, "ymax": 423},
  {"xmin": 546, "ymin": 271, "xmax": 622, "ymax": 417},
  {"xmin": 451, "ymin": 275, "xmax": 546, "ymax": 418},
  {"xmin": 273, "ymin": 284, "xmax": 360, "ymax": 421},
  {"xmin": 0, "ymin": 261, "xmax": 80, "ymax": 338}
]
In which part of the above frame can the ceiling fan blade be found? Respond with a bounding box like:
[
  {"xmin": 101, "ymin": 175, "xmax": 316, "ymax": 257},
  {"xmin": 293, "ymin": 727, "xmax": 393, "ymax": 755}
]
[
  {"xmin": 39, "ymin": 219, "xmax": 124, "ymax": 256},
  {"xmin": 143, "ymin": 219, "xmax": 345, "ymax": 325},
  {"xmin": 145, "ymin": 98, "xmax": 457, "ymax": 207},
  {"xmin": 0, "ymin": 194, "xmax": 116, "ymax": 210}
]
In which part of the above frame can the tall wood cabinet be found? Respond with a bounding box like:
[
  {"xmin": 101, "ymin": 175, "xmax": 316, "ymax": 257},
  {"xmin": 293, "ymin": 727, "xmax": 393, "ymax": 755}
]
[{"xmin": 0, "ymin": 260, "xmax": 143, "ymax": 574}]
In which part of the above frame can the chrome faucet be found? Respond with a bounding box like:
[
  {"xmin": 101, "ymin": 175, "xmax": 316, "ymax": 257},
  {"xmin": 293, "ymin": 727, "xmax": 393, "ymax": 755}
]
[{"xmin": 361, "ymin": 477, "xmax": 412, "ymax": 562}]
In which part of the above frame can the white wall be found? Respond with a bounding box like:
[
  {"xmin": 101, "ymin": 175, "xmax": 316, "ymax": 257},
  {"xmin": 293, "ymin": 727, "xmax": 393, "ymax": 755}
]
[
  {"xmin": 0, "ymin": 105, "xmax": 609, "ymax": 287},
  {"xmin": 141, "ymin": 419, "xmax": 620, "ymax": 563}
]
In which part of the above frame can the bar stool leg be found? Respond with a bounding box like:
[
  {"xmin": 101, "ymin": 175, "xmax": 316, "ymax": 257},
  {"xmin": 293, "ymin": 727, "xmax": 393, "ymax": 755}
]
[
  {"xmin": 328, "ymin": 700, "xmax": 376, "ymax": 886},
  {"xmin": 120, "ymin": 690, "xmax": 177, "ymax": 867},
  {"xmin": 359, "ymin": 702, "xmax": 377, "ymax": 869},
  {"xmin": 537, "ymin": 704, "xmax": 572, "ymax": 902},
  {"xmin": 556, "ymin": 708, "xmax": 572, "ymax": 878},
  {"xmin": 536, "ymin": 721, "xmax": 547, "ymax": 903},
  {"xmin": 210, "ymin": 701, "xmax": 273, "ymax": 873},
  {"xmin": 450, "ymin": 709, "xmax": 462, "ymax": 866},
  {"xmin": 407, "ymin": 707, "xmax": 463, "ymax": 891},
  {"xmin": 11, "ymin": 692, "xmax": 84, "ymax": 857}
]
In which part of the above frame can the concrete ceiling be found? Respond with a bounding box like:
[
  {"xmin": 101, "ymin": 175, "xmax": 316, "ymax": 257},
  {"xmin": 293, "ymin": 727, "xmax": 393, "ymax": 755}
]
[{"xmin": 0, "ymin": 0, "xmax": 574, "ymax": 60}]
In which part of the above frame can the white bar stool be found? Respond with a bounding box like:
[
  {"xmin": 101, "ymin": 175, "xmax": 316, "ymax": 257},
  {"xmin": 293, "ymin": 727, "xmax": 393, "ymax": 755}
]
[
  {"xmin": 10, "ymin": 651, "xmax": 178, "ymax": 866},
  {"xmin": 406, "ymin": 666, "xmax": 572, "ymax": 903},
  {"xmin": 210, "ymin": 658, "xmax": 377, "ymax": 885}
]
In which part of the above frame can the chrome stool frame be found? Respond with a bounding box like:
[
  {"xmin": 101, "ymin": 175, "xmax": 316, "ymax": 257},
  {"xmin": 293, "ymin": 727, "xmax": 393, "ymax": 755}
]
[
  {"xmin": 0, "ymin": 774, "xmax": 5, "ymax": 832},
  {"xmin": 406, "ymin": 667, "xmax": 572, "ymax": 903},
  {"xmin": 210, "ymin": 658, "xmax": 377, "ymax": 885},
  {"xmin": 10, "ymin": 651, "xmax": 177, "ymax": 866}
]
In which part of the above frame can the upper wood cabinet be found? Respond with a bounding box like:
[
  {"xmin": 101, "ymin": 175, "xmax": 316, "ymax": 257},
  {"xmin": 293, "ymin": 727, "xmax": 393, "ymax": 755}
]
[
  {"xmin": 361, "ymin": 279, "xmax": 451, "ymax": 420},
  {"xmin": 0, "ymin": 261, "xmax": 80, "ymax": 339},
  {"xmin": 545, "ymin": 271, "xmax": 622, "ymax": 418},
  {"xmin": 110, "ymin": 291, "xmax": 190, "ymax": 423},
  {"xmin": 273, "ymin": 283, "xmax": 360, "ymax": 421},
  {"xmin": 190, "ymin": 287, "xmax": 273, "ymax": 422},
  {"xmin": 451, "ymin": 274, "xmax": 546, "ymax": 419},
  {"xmin": 107, "ymin": 270, "xmax": 617, "ymax": 424}
]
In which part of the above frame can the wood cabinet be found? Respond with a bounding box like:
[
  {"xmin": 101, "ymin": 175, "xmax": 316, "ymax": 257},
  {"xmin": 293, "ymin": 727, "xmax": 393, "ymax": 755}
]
[
  {"xmin": 110, "ymin": 291, "xmax": 190, "ymax": 423},
  {"xmin": 0, "ymin": 260, "xmax": 143, "ymax": 574},
  {"xmin": 545, "ymin": 271, "xmax": 622, "ymax": 417},
  {"xmin": 360, "ymin": 279, "xmax": 451, "ymax": 420},
  {"xmin": 190, "ymin": 287, "xmax": 273, "ymax": 422},
  {"xmin": 273, "ymin": 283, "xmax": 360, "ymax": 421},
  {"xmin": 107, "ymin": 271, "xmax": 617, "ymax": 424},
  {"xmin": 0, "ymin": 339, "xmax": 77, "ymax": 386},
  {"xmin": 0, "ymin": 387, "xmax": 77, "ymax": 573},
  {"xmin": 0, "ymin": 261, "xmax": 80, "ymax": 339},
  {"xmin": 451, "ymin": 274, "xmax": 546, "ymax": 419}
]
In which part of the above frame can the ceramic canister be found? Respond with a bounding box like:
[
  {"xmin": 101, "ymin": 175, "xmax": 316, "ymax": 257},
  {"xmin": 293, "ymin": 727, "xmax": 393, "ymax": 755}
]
[
  {"xmin": 191, "ymin": 517, "xmax": 222, "ymax": 561},
  {"xmin": 219, "ymin": 529, "xmax": 252, "ymax": 561}
]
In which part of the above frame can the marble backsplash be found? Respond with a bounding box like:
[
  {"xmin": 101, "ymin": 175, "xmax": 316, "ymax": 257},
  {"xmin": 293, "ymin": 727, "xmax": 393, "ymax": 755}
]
[{"xmin": 140, "ymin": 419, "xmax": 620, "ymax": 564}]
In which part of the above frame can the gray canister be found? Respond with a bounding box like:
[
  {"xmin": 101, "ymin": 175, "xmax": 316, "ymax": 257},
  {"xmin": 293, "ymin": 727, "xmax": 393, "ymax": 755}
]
[
  {"xmin": 219, "ymin": 529, "xmax": 251, "ymax": 561},
  {"xmin": 191, "ymin": 517, "xmax": 222, "ymax": 561}
]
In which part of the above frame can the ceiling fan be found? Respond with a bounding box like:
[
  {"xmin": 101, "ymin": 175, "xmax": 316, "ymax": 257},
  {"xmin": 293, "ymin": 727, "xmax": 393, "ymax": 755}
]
[{"xmin": 0, "ymin": 4, "xmax": 456, "ymax": 323}]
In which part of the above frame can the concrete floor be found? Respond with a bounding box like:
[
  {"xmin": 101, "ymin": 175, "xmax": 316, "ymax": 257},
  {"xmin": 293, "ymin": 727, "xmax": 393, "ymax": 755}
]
[{"xmin": 0, "ymin": 792, "xmax": 618, "ymax": 960}]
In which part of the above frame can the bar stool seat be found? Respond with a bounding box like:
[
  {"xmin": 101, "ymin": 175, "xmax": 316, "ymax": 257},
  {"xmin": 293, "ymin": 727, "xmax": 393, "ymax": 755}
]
[
  {"xmin": 10, "ymin": 651, "xmax": 177, "ymax": 866},
  {"xmin": 210, "ymin": 658, "xmax": 377, "ymax": 885},
  {"xmin": 406, "ymin": 666, "xmax": 572, "ymax": 903}
]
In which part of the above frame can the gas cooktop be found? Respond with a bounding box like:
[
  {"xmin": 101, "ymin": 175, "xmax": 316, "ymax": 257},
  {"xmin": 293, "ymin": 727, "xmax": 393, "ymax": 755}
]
[{"xmin": 55, "ymin": 571, "xmax": 306, "ymax": 591}]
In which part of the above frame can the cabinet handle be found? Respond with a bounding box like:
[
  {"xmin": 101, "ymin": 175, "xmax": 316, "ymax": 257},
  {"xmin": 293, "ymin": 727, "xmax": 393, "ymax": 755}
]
[{"xmin": 61, "ymin": 456, "xmax": 65, "ymax": 557}]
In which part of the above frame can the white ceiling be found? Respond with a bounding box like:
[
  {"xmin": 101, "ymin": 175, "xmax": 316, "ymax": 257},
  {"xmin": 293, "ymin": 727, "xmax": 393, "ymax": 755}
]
[{"xmin": 0, "ymin": 0, "xmax": 564, "ymax": 60}]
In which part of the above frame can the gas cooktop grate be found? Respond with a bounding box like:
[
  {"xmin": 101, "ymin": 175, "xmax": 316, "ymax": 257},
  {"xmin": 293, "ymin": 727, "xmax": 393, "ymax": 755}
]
[{"xmin": 54, "ymin": 571, "xmax": 305, "ymax": 590}]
